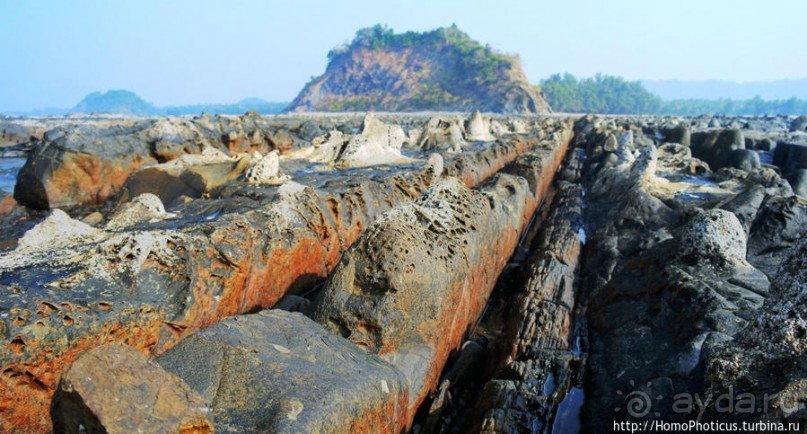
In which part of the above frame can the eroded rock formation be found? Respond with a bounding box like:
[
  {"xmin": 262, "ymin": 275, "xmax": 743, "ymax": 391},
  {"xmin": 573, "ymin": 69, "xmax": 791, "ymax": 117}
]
[
  {"xmin": 55, "ymin": 125, "xmax": 571, "ymax": 432},
  {"xmin": 0, "ymin": 112, "xmax": 804, "ymax": 433},
  {"xmin": 0, "ymin": 114, "xmax": 570, "ymax": 432}
]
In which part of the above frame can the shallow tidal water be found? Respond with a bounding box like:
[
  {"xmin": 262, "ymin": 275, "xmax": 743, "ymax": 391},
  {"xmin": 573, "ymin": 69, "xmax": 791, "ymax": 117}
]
[{"xmin": 0, "ymin": 158, "xmax": 25, "ymax": 195}]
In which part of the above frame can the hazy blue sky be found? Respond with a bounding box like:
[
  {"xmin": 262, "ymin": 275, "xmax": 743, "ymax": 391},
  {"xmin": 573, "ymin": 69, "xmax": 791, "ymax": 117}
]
[{"xmin": 1, "ymin": 0, "xmax": 805, "ymax": 111}]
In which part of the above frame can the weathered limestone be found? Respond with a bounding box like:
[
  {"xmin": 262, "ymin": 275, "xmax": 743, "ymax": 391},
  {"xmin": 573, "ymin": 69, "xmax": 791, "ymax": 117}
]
[
  {"xmin": 309, "ymin": 129, "xmax": 349, "ymax": 163},
  {"xmin": 418, "ymin": 116, "xmax": 467, "ymax": 152},
  {"xmin": 337, "ymin": 114, "xmax": 409, "ymax": 167},
  {"xmin": 0, "ymin": 209, "xmax": 106, "ymax": 270},
  {"xmin": 104, "ymin": 193, "xmax": 175, "ymax": 230},
  {"xmin": 677, "ymin": 209, "xmax": 749, "ymax": 269},
  {"xmin": 0, "ymin": 118, "xmax": 567, "ymax": 432},
  {"xmin": 313, "ymin": 175, "xmax": 531, "ymax": 413},
  {"xmin": 306, "ymin": 113, "xmax": 412, "ymax": 167},
  {"xmin": 13, "ymin": 113, "xmax": 291, "ymax": 209},
  {"xmin": 121, "ymin": 147, "xmax": 251, "ymax": 206},
  {"xmin": 466, "ymin": 110, "xmax": 498, "ymax": 142},
  {"xmin": 312, "ymin": 126, "xmax": 572, "ymax": 421},
  {"xmin": 107, "ymin": 127, "xmax": 572, "ymax": 432},
  {"xmin": 244, "ymin": 150, "xmax": 288, "ymax": 184},
  {"xmin": 424, "ymin": 153, "xmax": 444, "ymax": 183}
]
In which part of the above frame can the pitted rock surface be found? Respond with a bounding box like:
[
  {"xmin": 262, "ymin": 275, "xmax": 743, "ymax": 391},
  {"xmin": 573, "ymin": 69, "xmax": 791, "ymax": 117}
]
[
  {"xmin": 0, "ymin": 115, "xmax": 569, "ymax": 431},
  {"xmin": 677, "ymin": 209, "xmax": 748, "ymax": 268}
]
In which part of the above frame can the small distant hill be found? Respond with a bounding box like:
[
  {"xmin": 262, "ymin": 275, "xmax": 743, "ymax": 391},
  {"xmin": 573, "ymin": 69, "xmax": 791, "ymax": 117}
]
[
  {"xmin": 71, "ymin": 90, "xmax": 157, "ymax": 115},
  {"xmin": 642, "ymin": 78, "xmax": 807, "ymax": 101},
  {"xmin": 287, "ymin": 24, "xmax": 551, "ymax": 114},
  {"xmin": 65, "ymin": 91, "xmax": 288, "ymax": 116},
  {"xmin": 163, "ymin": 99, "xmax": 288, "ymax": 115},
  {"xmin": 238, "ymin": 97, "xmax": 270, "ymax": 105}
]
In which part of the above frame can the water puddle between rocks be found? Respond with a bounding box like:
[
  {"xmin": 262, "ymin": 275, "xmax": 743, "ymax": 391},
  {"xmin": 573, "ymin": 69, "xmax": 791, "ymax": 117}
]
[
  {"xmin": 680, "ymin": 175, "xmax": 716, "ymax": 186},
  {"xmin": 550, "ymin": 147, "xmax": 590, "ymax": 433},
  {"xmin": 577, "ymin": 227, "xmax": 587, "ymax": 245},
  {"xmin": 0, "ymin": 158, "xmax": 26, "ymax": 195},
  {"xmin": 676, "ymin": 192, "xmax": 707, "ymax": 201},
  {"xmin": 551, "ymin": 387, "xmax": 585, "ymax": 434}
]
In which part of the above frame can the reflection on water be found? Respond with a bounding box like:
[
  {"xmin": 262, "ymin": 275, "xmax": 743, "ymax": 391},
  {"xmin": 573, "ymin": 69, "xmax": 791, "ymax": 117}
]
[
  {"xmin": 0, "ymin": 158, "xmax": 26, "ymax": 195},
  {"xmin": 758, "ymin": 150, "xmax": 773, "ymax": 165},
  {"xmin": 551, "ymin": 387, "xmax": 585, "ymax": 434},
  {"xmin": 677, "ymin": 192, "xmax": 706, "ymax": 201},
  {"xmin": 679, "ymin": 175, "xmax": 715, "ymax": 186}
]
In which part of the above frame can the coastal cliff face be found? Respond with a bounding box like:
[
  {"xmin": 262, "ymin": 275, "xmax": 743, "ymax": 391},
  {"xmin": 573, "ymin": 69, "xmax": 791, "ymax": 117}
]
[{"xmin": 287, "ymin": 25, "xmax": 551, "ymax": 114}]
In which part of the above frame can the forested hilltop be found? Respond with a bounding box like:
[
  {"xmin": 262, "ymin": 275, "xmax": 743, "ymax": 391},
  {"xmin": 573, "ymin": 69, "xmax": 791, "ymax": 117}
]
[
  {"xmin": 541, "ymin": 73, "xmax": 807, "ymax": 115},
  {"xmin": 286, "ymin": 25, "xmax": 550, "ymax": 114}
]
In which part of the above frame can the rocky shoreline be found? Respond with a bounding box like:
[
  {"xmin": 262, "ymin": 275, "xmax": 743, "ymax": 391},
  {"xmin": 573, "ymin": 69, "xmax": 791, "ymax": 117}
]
[{"xmin": 0, "ymin": 112, "xmax": 804, "ymax": 432}]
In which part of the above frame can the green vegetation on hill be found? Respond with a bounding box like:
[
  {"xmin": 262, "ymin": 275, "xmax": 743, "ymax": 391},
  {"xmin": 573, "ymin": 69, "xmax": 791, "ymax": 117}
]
[
  {"xmin": 71, "ymin": 90, "xmax": 157, "ymax": 115},
  {"xmin": 540, "ymin": 73, "xmax": 662, "ymax": 114},
  {"xmin": 327, "ymin": 24, "xmax": 511, "ymax": 87},
  {"xmin": 69, "ymin": 90, "xmax": 287, "ymax": 116},
  {"xmin": 541, "ymin": 73, "xmax": 807, "ymax": 115},
  {"xmin": 288, "ymin": 24, "xmax": 550, "ymax": 114}
]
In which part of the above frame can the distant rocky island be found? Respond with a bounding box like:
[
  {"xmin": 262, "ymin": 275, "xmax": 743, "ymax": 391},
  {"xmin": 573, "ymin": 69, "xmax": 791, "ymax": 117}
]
[
  {"xmin": 287, "ymin": 25, "xmax": 551, "ymax": 114},
  {"xmin": 22, "ymin": 90, "xmax": 290, "ymax": 116},
  {"xmin": 71, "ymin": 90, "xmax": 158, "ymax": 115}
]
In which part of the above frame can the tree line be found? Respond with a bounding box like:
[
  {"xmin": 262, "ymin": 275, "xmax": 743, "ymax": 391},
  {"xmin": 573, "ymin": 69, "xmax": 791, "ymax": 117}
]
[{"xmin": 540, "ymin": 73, "xmax": 807, "ymax": 115}]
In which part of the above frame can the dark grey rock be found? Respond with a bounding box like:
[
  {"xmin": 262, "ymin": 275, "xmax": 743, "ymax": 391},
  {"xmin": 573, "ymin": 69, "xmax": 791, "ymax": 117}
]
[
  {"xmin": 297, "ymin": 121, "xmax": 325, "ymax": 142},
  {"xmin": 704, "ymin": 236, "xmax": 807, "ymax": 423},
  {"xmin": 774, "ymin": 141, "xmax": 807, "ymax": 178},
  {"xmin": 789, "ymin": 115, "xmax": 807, "ymax": 132},
  {"xmin": 747, "ymin": 195, "xmax": 807, "ymax": 275},
  {"xmin": 661, "ymin": 123, "xmax": 690, "ymax": 146},
  {"xmin": 52, "ymin": 344, "xmax": 212, "ymax": 433},
  {"xmin": 787, "ymin": 168, "xmax": 807, "ymax": 197},
  {"xmin": 727, "ymin": 149, "xmax": 761, "ymax": 171},
  {"xmin": 157, "ymin": 310, "xmax": 408, "ymax": 433},
  {"xmin": 691, "ymin": 129, "xmax": 747, "ymax": 171},
  {"xmin": 719, "ymin": 185, "xmax": 766, "ymax": 232}
]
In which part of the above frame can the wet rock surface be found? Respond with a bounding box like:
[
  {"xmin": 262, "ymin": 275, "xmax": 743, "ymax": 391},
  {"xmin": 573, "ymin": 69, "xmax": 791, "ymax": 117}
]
[{"xmin": 472, "ymin": 175, "xmax": 585, "ymax": 433}]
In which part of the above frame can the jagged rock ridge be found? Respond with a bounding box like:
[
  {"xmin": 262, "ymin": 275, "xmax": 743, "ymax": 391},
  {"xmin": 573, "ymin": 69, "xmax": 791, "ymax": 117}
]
[{"xmin": 287, "ymin": 25, "xmax": 551, "ymax": 114}]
